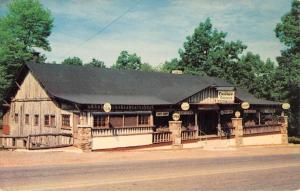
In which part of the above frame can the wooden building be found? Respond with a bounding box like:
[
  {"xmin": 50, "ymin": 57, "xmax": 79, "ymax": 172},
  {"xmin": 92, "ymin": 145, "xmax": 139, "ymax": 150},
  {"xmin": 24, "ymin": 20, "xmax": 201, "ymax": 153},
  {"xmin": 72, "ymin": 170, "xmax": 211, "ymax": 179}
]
[{"xmin": 1, "ymin": 62, "xmax": 287, "ymax": 150}]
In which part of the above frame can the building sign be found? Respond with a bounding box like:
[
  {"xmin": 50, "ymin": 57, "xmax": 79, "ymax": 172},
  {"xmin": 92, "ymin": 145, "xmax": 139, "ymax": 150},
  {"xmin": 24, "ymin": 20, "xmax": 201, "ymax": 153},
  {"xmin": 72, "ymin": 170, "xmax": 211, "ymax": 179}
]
[
  {"xmin": 156, "ymin": 112, "xmax": 169, "ymax": 117},
  {"xmin": 103, "ymin": 102, "xmax": 112, "ymax": 112},
  {"xmin": 172, "ymin": 112, "xmax": 180, "ymax": 121},
  {"xmin": 220, "ymin": 110, "xmax": 233, "ymax": 115},
  {"xmin": 282, "ymin": 103, "xmax": 290, "ymax": 110},
  {"xmin": 241, "ymin": 102, "xmax": 250, "ymax": 110},
  {"xmin": 260, "ymin": 108, "xmax": 276, "ymax": 113},
  {"xmin": 181, "ymin": 102, "xmax": 190, "ymax": 111},
  {"xmin": 235, "ymin": 111, "xmax": 241, "ymax": 118},
  {"xmin": 244, "ymin": 109, "xmax": 256, "ymax": 114},
  {"xmin": 178, "ymin": 111, "xmax": 194, "ymax": 115},
  {"xmin": 217, "ymin": 91, "xmax": 235, "ymax": 103}
]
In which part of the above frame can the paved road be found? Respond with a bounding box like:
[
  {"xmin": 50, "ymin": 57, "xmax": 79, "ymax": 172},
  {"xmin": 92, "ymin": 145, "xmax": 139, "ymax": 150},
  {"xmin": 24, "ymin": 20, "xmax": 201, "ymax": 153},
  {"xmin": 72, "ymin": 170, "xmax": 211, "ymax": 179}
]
[{"xmin": 0, "ymin": 153, "xmax": 300, "ymax": 191}]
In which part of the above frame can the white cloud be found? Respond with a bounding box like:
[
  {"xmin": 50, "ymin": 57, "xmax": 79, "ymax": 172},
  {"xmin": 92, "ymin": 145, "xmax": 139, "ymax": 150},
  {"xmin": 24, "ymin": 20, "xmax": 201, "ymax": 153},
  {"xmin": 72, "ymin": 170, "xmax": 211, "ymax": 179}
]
[{"xmin": 41, "ymin": 0, "xmax": 290, "ymax": 66}]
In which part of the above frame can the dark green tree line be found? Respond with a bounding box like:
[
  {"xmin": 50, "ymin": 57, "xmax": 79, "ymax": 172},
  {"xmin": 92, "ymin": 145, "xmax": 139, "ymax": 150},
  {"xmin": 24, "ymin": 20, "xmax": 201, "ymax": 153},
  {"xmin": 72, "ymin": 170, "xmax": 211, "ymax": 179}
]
[{"xmin": 274, "ymin": 0, "xmax": 300, "ymax": 134}]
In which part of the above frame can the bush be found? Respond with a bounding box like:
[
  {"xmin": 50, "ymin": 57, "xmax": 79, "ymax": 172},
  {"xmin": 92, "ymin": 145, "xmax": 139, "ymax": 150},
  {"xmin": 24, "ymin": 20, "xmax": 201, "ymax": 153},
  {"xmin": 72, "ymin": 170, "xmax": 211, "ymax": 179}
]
[{"xmin": 288, "ymin": 136, "xmax": 300, "ymax": 144}]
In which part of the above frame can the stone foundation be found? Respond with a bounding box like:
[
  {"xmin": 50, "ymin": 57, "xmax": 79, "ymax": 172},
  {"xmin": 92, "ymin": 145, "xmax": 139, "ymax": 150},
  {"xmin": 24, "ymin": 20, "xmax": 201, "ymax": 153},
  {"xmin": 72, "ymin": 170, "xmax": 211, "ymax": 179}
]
[
  {"xmin": 77, "ymin": 125, "xmax": 92, "ymax": 152},
  {"xmin": 232, "ymin": 118, "xmax": 243, "ymax": 146},
  {"xmin": 169, "ymin": 121, "xmax": 182, "ymax": 149}
]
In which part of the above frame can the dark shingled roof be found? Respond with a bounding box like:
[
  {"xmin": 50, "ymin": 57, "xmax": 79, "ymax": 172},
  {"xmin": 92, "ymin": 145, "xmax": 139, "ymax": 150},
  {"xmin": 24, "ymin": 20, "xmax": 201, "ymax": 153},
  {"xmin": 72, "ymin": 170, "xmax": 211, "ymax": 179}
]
[{"xmin": 21, "ymin": 62, "xmax": 280, "ymax": 105}]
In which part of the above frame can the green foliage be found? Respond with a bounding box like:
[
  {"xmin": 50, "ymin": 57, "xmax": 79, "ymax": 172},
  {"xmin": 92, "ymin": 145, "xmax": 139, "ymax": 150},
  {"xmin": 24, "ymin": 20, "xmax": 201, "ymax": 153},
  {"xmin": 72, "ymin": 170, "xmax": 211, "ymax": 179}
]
[
  {"xmin": 288, "ymin": 136, "xmax": 300, "ymax": 144},
  {"xmin": 0, "ymin": 0, "xmax": 53, "ymax": 101},
  {"xmin": 160, "ymin": 58, "xmax": 182, "ymax": 73},
  {"xmin": 62, "ymin": 57, "xmax": 83, "ymax": 66},
  {"xmin": 235, "ymin": 52, "xmax": 276, "ymax": 100},
  {"xmin": 178, "ymin": 18, "xmax": 247, "ymax": 80},
  {"xmin": 274, "ymin": 0, "xmax": 300, "ymax": 134},
  {"xmin": 85, "ymin": 58, "xmax": 106, "ymax": 68},
  {"xmin": 112, "ymin": 50, "xmax": 142, "ymax": 70},
  {"xmin": 140, "ymin": 63, "xmax": 156, "ymax": 72}
]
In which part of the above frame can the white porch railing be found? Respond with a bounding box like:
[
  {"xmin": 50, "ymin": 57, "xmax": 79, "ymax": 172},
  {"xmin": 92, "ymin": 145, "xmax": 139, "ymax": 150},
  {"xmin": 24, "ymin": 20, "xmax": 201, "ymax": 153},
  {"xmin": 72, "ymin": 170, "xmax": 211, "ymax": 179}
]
[
  {"xmin": 243, "ymin": 124, "xmax": 281, "ymax": 135},
  {"xmin": 152, "ymin": 132, "xmax": 172, "ymax": 143},
  {"xmin": 92, "ymin": 126, "xmax": 153, "ymax": 137},
  {"xmin": 181, "ymin": 130, "xmax": 197, "ymax": 141}
]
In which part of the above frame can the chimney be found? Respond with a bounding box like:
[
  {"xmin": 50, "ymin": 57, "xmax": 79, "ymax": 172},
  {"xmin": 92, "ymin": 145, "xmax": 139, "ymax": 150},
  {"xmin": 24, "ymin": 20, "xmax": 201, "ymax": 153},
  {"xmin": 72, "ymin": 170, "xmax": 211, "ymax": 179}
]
[{"xmin": 32, "ymin": 52, "xmax": 40, "ymax": 62}]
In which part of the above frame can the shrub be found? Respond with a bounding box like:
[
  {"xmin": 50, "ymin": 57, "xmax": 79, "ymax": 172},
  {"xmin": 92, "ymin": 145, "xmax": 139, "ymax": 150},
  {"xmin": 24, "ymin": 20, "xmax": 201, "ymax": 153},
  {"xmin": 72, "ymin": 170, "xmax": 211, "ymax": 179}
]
[{"xmin": 288, "ymin": 136, "xmax": 300, "ymax": 144}]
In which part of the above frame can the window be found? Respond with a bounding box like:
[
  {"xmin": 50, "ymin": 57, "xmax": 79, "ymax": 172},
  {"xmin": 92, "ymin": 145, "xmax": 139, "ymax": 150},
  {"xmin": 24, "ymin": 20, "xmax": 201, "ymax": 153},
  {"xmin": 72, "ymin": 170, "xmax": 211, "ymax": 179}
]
[
  {"xmin": 14, "ymin": 113, "xmax": 19, "ymax": 124},
  {"xmin": 109, "ymin": 115, "xmax": 123, "ymax": 128},
  {"xmin": 34, "ymin": 115, "xmax": 39, "ymax": 126},
  {"xmin": 138, "ymin": 115, "xmax": 149, "ymax": 125},
  {"xmin": 124, "ymin": 115, "xmax": 137, "ymax": 127},
  {"xmin": 25, "ymin": 114, "xmax": 30, "ymax": 125},
  {"xmin": 93, "ymin": 115, "xmax": 108, "ymax": 128},
  {"xmin": 50, "ymin": 115, "xmax": 55, "ymax": 127},
  {"xmin": 44, "ymin": 115, "xmax": 50, "ymax": 126},
  {"xmin": 62, "ymin": 114, "xmax": 70, "ymax": 127}
]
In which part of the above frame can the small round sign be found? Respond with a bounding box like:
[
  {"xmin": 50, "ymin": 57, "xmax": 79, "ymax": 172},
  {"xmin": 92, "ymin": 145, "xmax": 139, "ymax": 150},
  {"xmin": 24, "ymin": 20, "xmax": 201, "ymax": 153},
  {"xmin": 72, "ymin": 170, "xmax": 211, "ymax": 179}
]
[
  {"xmin": 235, "ymin": 111, "xmax": 241, "ymax": 118},
  {"xmin": 241, "ymin": 102, "xmax": 250, "ymax": 110},
  {"xmin": 282, "ymin": 103, "xmax": 290, "ymax": 110},
  {"xmin": 181, "ymin": 102, "xmax": 190, "ymax": 111},
  {"xmin": 103, "ymin": 102, "xmax": 112, "ymax": 112},
  {"xmin": 172, "ymin": 112, "xmax": 180, "ymax": 121}
]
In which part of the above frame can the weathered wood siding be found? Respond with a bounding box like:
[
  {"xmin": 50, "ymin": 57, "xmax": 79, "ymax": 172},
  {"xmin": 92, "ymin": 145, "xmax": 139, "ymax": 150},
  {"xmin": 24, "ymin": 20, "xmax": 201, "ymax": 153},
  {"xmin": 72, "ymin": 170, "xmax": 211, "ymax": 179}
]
[
  {"xmin": 187, "ymin": 87, "xmax": 218, "ymax": 104},
  {"xmin": 8, "ymin": 72, "xmax": 73, "ymax": 136}
]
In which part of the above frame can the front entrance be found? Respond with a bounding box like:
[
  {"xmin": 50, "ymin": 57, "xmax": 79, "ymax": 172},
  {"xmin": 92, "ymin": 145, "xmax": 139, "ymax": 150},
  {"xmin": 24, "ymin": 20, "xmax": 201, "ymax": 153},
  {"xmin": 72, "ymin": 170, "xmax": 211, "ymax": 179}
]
[{"xmin": 198, "ymin": 111, "xmax": 218, "ymax": 135}]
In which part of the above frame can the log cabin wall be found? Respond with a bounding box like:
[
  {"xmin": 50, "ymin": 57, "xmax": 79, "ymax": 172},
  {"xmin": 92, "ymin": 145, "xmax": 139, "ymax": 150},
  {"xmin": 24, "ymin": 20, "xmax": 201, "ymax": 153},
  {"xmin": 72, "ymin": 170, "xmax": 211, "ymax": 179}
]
[{"xmin": 8, "ymin": 72, "xmax": 73, "ymax": 136}]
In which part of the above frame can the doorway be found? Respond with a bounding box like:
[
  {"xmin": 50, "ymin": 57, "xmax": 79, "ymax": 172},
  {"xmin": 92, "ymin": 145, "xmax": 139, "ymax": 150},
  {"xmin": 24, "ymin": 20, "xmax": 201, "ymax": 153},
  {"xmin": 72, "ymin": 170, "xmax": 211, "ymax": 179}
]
[{"xmin": 198, "ymin": 111, "xmax": 218, "ymax": 135}]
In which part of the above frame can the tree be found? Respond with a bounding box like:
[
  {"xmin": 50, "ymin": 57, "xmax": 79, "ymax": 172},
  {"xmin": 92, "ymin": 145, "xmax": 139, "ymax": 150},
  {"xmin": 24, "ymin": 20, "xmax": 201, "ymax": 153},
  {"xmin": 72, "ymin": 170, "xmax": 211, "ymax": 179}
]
[
  {"xmin": 140, "ymin": 63, "xmax": 156, "ymax": 72},
  {"xmin": 112, "ymin": 50, "xmax": 142, "ymax": 70},
  {"xmin": 62, "ymin": 57, "xmax": 83, "ymax": 66},
  {"xmin": 160, "ymin": 58, "xmax": 182, "ymax": 73},
  {"xmin": 178, "ymin": 18, "xmax": 247, "ymax": 81},
  {"xmin": 234, "ymin": 52, "xmax": 276, "ymax": 99},
  {"xmin": 0, "ymin": 0, "xmax": 53, "ymax": 100},
  {"xmin": 85, "ymin": 58, "xmax": 106, "ymax": 68},
  {"xmin": 274, "ymin": 0, "xmax": 300, "ymax": 135}
]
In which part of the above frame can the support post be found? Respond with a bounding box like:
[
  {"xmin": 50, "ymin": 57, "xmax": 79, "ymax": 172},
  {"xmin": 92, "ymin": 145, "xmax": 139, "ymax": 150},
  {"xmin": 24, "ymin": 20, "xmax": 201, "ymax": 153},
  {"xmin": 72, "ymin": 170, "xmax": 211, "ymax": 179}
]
[
  {"xmin": 279, "ymin": 116, "xmax": 288, "ymax": 144},
  {"xmin": 169, "ymin": 121, "xmax": 182, "ymax": 149},
  {"xmin": 195, "ymin": 113, "xmax": 198, "ymax": 138},
  {"xmin": 217, "ymin": 112, "xmax": 221, "ymax": 136},
  {"xmin": 76, "ymin": 125, "xmax": 92, "ymax": 152},
  {"xmin": 257, "ymin": 111, "xmax": 261, "ymax": 125},
  {"xmin": 232, "ymin": 118, "xmax": 243, "ymax": 146}
]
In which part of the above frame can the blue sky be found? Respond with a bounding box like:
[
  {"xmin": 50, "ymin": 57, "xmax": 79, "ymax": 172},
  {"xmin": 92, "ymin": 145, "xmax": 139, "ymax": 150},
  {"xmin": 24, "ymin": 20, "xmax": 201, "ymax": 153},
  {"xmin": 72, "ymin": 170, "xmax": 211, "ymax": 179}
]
[{"xmin": 0, "ymin": 0, "xmax": 291, "ymax": 66}]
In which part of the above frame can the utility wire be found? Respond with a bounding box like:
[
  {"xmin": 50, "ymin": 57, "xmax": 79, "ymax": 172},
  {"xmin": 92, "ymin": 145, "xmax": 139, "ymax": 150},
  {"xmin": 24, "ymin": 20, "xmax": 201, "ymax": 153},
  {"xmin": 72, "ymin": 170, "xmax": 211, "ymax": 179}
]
[{"xmin": 59, "ymin": 0, "xmax": 141, "ymax": 59}]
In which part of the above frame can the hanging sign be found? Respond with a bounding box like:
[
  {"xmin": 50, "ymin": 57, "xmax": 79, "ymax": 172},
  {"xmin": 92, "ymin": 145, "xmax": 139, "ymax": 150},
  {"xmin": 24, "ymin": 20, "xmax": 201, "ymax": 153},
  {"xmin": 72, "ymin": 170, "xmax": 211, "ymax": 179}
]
[
  {"xmin": 282, "ymin": 103, "xmax": 290, "ymax": 110},
  {"xmin": 234, "ymin": 111, "xmax": 241, "ymax": 118},
  {"xmin": 220, "ymin": 110, "xmax": 233, "ymax": 115},
  {"xmin": 217, "ymin": 91, "xmax": 235, "ymax": 103},
  {"xmin": 156, "ymin": 112, "xmax": 169, "ymax": 117},
  {"xmin": 178, "ymin": 111, "xmax": 194, "ymax": 115},
  {"xmin": 241, "ymin": 102, "xmax": 250, "ymax": 110},
  {"xmin": 244, "ymin": 109, "xmax": 256, "ymax": 114},
  {"xmin": 172, "ymin": 112, "xmax": 180, "ymax": 121},
  {"xmin": 103, "ymin": 102, "xmax": 112, "ymax": 112},
  {"xmin": 261, "ymin": 108, "xmax": 276, "ymax": 113},
  {"xmin": 181, "ymin": 102, "xmax": 190, "ymax": 111}
]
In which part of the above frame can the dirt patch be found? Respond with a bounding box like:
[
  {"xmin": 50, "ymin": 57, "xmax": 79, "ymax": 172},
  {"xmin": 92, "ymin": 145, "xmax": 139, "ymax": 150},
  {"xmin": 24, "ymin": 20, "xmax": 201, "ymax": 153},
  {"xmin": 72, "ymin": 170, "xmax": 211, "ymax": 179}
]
[{"xmin": 0, "ymin": 145, "xmax": 299, "ymax": 168}]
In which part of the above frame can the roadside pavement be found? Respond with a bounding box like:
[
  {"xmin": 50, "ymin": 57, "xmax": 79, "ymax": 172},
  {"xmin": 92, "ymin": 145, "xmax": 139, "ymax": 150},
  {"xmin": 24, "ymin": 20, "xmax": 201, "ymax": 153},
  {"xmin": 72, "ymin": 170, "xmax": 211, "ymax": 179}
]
[{"xmin": 0, "ymin": 144, "xmax": 299, "ymax": 168}]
